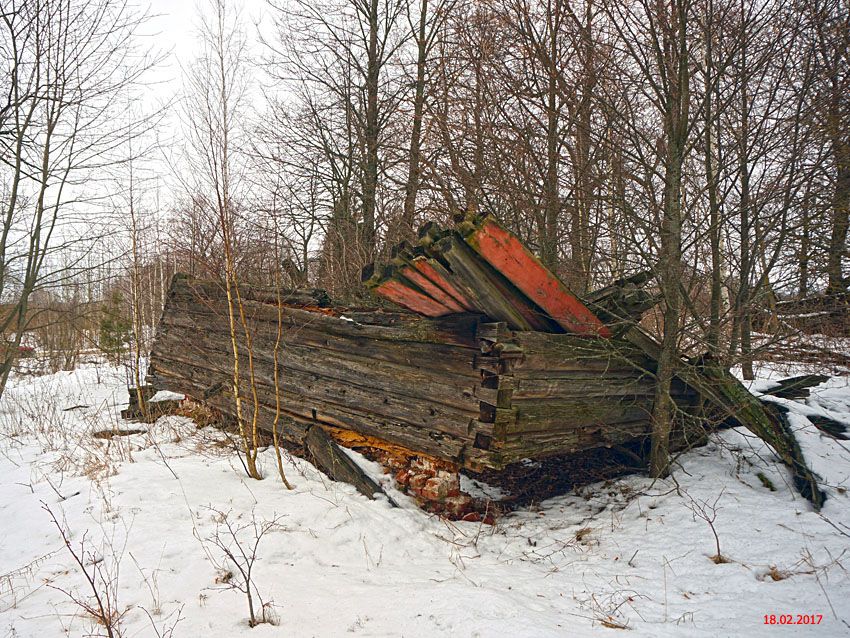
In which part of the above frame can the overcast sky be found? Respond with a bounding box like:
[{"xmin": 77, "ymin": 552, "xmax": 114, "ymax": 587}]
[
  {"xmin": 114, "ymin": 0, "xmax": 276, "ymax": 224},
  {"xmin": 144, "ymin": 0, "xmax": 270, "ymax": 90}
]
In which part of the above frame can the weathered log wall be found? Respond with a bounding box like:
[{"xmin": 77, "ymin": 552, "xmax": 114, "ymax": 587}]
[
  {"xmin": 149, "ymin": 275, "xmax": 698, "ymax": 471},
  {"xmin": 150, "ymin": 274, "xmax": 487, "ymax": 464},
  {"xmin": 471, "ymin": 322, "xmax": 698, "ymax": 466}
]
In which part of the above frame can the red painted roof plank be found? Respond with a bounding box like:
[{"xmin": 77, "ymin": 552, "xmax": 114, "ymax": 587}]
[
  {"xmin": 410, "ymin": 258, "xmax": 477, "ymax": 312},
  {"xmin": 399, "ymin": 265, "xmax": 465, "ymax": 313},
  {"xmin": 373, "ymin": 279, "xmax": 452, "ymax": 317},
  {"xmin": 464, "ymin": 218, "xmax": 611, "ymax": 337}
]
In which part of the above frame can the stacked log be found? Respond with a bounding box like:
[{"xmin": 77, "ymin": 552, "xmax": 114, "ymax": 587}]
[
  {"xmin": 148, "ymin": 275, "xmax": 688, "ymax": 472},
  {"xmin": 149, "ymin": 274, "xmax": 488, "ymax": 465},
  {"xmin": 471, "ymin": 322, "xmax": 699, "ymax": 466}
]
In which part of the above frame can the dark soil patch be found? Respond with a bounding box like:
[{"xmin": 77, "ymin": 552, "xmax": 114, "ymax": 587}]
[{"xmin": 466, "ymin": 440, "xmax": 651, "ymax": 509}]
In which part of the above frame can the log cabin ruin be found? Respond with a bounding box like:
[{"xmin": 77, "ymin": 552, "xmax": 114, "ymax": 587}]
[{"xmin": 146, "ymin": 215, "xmax": 824, "ymax": 518}]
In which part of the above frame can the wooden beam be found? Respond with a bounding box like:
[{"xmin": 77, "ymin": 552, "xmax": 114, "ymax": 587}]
[
  {"xmin": 460, "ymin": 216, "xmax": 611, "ymax": 337},
  {"xmin": 432, "ymin": 234, "xmax": 554, "ymax": 331},
  {"xmin": 409, "ymin": 256, "xmax": 477, "ymax": 312},
  {"xmin": 368, "ymin": 274, "xmax": 453, "ymax": 317},
  {"xmin": 391, "ymin": 260, "xmax": 466, "ymax": 313},
  {"xmin": 304, "ymin": 425, "xmax": 397, "ymax": 505}
]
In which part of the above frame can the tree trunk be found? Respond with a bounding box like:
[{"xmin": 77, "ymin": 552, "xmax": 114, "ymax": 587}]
[
  {"xmin": 827, "ymin": 124, "xmax": 849, "ymax": 293},
  {"xmin": 736, "ymin": 46, "xmax": 754, "ymax": 381},
  {"xmin": 401, "ymin": 0, "xmax": 429, "ymax": 241},
  {"xmin": 703, "ymin": 8, "xmax": 724, "ymax": 357},
  {"xmin": 362, "ymin": 0, "xmax": 380, "ymax": 250},
  {"xmin": 649, "ymin": 0, "xmax": 689, "ymax": 479},
  {"xmin": 649, "ymin": 153, "xmax": 684, "ymax": 479},
  {"xmin": 567, "ymin": 7, "xmax": 597, "ymax": 293},
  {"xmin": 540, "ymin": 29, "xmax": 560, "ymax": 272},
  {"xmin": 799, "ymin": 189, "xmax": 811, "ymax": 298}
]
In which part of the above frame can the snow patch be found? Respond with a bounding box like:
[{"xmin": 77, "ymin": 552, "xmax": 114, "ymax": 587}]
[{"xmin": 0, "ymin": 363, "xmax": 849, "ymax": 636}]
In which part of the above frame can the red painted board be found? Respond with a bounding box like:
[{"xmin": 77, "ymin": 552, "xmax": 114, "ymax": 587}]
[
  {"xmin": 373, "ymin": 279, "xmax": 452, "ymax": 317},
  {"xmin": 411, "ymin": 258, "xmax": 477, "ymax": 312},
  {"xmin": 464, "ymin": 218, "xmax": 611, "ymax": 337},
  {"xmin": 399, "ymin": 265, "xmax": 465, "ymax": 313}
]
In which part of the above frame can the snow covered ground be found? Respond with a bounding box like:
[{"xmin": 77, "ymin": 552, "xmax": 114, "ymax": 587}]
[{"xmin": 1, "ymin": 362, "xmax": 849, "ymax": 637}]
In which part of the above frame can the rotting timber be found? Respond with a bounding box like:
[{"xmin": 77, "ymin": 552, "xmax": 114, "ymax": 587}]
[
  {"xmin": 149, "ymin": 274, "xmax": 695, "ymax": 472},
  {"xmin": 147, "ymin": 214, "xmax": 824, "ymax": 510}
]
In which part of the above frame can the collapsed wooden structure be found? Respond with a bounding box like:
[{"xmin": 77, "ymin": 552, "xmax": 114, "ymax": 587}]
[
  {"xmin": 150, "ymin": 275, "xmax": 697, "ymax": 470},
  {"xmin": 147, "ymin": 215, "xmax": 824, "ymax": 510}
]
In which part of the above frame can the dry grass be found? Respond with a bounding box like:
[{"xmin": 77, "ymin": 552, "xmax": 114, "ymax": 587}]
[
  {"xmin": 176, "ymin": 400, "xmax": 220, "ymax": 429},
  {"xmin": 93, "ymin": 428, "xmax": 146, "ymax": 439},
  {"xmin": 766, "ymin": 565, "xmax": 791, "ymax": 581},
  {"xmin": 599, "ymin": 616, "xmax": 632, "ymax": 630},
  {"xmin": 575, "ymin": 527, "xmax": 593, "ymax": 543}
]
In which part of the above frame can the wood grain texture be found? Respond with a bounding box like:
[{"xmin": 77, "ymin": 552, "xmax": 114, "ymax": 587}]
[
  {"xmin": 304, "ymin": 425, "xmax": 395, "ymax": 504},
  {"xmin": 148, "ymin": 274, "xmax": 702, "ymax": 472}
]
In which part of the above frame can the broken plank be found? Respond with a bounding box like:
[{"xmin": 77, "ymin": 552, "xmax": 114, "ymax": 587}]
[
  {"xmin": 344, "ymin": 272, "xmax": 450, "ymax": 317},
  {"xmin": 761, "ymin": 375, "xmax": 830, "ymax": 400},
  {"xmin": 304, "ymin": 426, "xmax": 396, "ymax": 505}
]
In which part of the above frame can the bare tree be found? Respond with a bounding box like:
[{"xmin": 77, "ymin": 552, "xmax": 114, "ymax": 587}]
[
  {"xmin": 0, "ymin": 0, "xmax": 156, "ymax": 398},
  {"xmin": 804, "ymin": 0, "xmax": 849, "ymax": 294},
  {"xmin": 266, "ymin": 0, "xmax": 408, "ymax": 289},
  {"xmin": 604, "ymin": 0, "xmax": 700, "ymax": 477},
  {"xmin": 397, "ymin": 0, "xmax": 455, "ymax": 240},
  {"xmin": 182, "ymin": 0, "xmax": 263, "ymax": 479},
  {"xmin": 196, "ymin": 507, "xmax": 283, "ymax": 627}
]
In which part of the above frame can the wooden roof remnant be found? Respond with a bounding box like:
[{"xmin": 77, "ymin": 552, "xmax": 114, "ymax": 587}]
[
  {"xmin": 363, "ymin": 214, "xmax": 598, "ymax": 333},
  {"xmin": 457, "ymin": 215, "xmax": 611, "ymax": 337}
]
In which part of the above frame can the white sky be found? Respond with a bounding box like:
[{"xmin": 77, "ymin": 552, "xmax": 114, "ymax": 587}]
[
  {"xmin": 144, "ymin": 0, "xmax": 270, "ymax": 89},
  {"xmin": 118, "ymin": 0, "xmax": 276, "ymax": 223}
]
